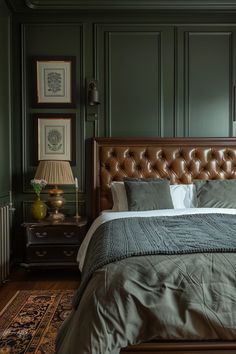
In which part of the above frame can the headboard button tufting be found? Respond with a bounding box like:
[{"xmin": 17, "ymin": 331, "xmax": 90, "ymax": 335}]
[{"xmin": 94, "ymin": 138, "xmax": 236, "ymax": 216}]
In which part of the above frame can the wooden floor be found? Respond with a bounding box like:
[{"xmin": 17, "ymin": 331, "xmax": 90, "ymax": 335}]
[{"xmin": 0, "ymin": 266, "xmax": 80, "ymax": 312}]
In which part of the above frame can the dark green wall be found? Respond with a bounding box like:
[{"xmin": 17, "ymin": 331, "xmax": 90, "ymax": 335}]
[
  {"xmin": 0, "ymin": 1, "xmax": 11, "ymax": 205},
  {"xmin": 6, "ymin": 2, "xmax": 236, "ymax": 261},
  {"xmin": 21, "ymin": 23, "xmax": 85, "ymax": 219},
  {"xmin": 96, "ymin": 24, "xmax": 175, "ymax": 137},
  {"xmin": 176, "ymin": 26, "xmax": 236, "ymax": 136}
]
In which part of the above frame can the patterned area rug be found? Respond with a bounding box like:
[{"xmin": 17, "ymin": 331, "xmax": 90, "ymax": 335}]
[{"xmin": 0, "ymin": 290, "xmax": 74, "ymax": 354}]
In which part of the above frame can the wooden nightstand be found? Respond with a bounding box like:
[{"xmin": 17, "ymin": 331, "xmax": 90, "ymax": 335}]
[{"xmin": 21, "ymin": 218, "xmax": 88, "ymax": 270}]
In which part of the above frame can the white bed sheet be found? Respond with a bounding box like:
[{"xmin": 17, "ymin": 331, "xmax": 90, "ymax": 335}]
[{"xmin": 77, "ymin": 208, "xmax": 236, "ymax": 271}]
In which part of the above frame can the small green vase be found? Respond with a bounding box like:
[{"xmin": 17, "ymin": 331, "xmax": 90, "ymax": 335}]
[{"xmin": 31, "ymin": 196, "xmax": 47, "ymax": 221}]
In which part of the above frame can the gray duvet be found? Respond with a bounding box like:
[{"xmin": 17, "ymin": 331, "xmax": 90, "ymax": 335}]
[{"xmin": 56, "ymin": 214, "xmax": 236, "ymax": 354}]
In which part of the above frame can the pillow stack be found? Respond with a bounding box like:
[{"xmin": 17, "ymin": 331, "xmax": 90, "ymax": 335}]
[
  {"xmin": 110, "ymin": 178, "xmax": 236, "ymax": 211},
  {"xmin": 111, "ymin": 179, "xmax": 196, "ymax": 211}
]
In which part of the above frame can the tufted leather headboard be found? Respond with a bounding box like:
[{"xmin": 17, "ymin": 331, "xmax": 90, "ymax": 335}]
[{"xmin": 92, "ymin": 137, "xmax": 236, "ymax": 218}]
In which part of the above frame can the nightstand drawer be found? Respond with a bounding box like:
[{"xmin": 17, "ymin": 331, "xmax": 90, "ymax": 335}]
[
  {"xmin": 26, "ymin": 225, "xmax": 86, "ymax": 245},
  {"xmin": 22, "ymin": 218, "xmax": 88, "ymax": 269},
  {"xmin": 26, "ymin": 245, "xmax": 79, "ymax": 263}
]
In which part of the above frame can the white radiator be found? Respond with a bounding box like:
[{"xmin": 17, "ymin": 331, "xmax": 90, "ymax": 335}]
[{"xmin": 0, "ymin": 205, "xmax": 10, "ymax": 282}]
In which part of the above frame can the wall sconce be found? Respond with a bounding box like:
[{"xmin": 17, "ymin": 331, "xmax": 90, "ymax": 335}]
[{"xmin": 87, "ymin": 78, "xmax": 100, "ymax": 106}]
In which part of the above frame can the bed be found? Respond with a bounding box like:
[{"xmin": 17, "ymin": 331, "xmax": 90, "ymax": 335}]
[{"xmin": 56, "ymin": 137, "xmax": 236, "ymax": 354}]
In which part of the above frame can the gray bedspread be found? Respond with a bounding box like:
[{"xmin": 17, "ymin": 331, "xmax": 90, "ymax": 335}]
[{"xmin": 56, "ymin": 214, "xmax": 236, "ymax": 354}]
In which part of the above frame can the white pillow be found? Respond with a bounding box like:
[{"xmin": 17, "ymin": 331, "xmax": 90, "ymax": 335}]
[
  {"xmin": 111, "ymin": 181, "xmax": 196, "ymax": 211},
  {"xmin": 170, "ymin": 184, "xmax": 196, "ymax": 209}
]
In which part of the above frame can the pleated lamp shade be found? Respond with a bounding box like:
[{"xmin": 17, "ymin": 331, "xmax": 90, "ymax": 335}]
[
  {"xmin": 35, "ymin": 160, "xmax": 75, "ymax": 185},
  {"xmin": 34, "ymin": 160, "xmax": 75, "ymax": 221}
]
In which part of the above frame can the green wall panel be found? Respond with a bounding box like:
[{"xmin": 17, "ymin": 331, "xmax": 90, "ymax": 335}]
[
  {"xmin": 177, "ymin": 26, "xmax": 235, "ymax": 137},
  {"xmin": 188, "ymin": 32, "xmax": 232, "ymax": 136},
  {"xmin": 0, "ymin": 4, "xmax": 11, "ymax": 201},
  {"xmin": 96, "ymin": 24, "xmax": 174, "ymax": 138},
  {"xmin": 109, "ymin": 32, "xmax": 161, "ymax": 136}
]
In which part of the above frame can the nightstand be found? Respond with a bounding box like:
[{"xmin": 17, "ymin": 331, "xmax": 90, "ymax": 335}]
[{"xmin": 21, "ymin": 218, "xmax": 88, "ymax": 269}]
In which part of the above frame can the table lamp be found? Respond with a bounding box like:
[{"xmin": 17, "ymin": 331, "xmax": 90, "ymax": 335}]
[{"xmin": 34, "ymin": 160, "xmax": 75, "ymax": 221}]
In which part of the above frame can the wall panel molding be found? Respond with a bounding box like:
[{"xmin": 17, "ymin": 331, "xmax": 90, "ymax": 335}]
[
  {"xmin": 105, "ymin": 30, "xmax": 162, "ymax": 137},
  {"xmin": 0, "ymin": 10, "xmax": 11, "ymax": 200},
  {"xmin": 22, "ymin": 0, "xmax": 236, "ymax": 11},
  {"xmin": 95, "ymin": 24, "xmax": 174, "ymax": 137},
  {"xmin": 178, "ymin": 26, "xmax": 234, "ymax": 137},
  {"xmin": 8, "ymin": 0, "xmax": 236, "ymax": 14}
]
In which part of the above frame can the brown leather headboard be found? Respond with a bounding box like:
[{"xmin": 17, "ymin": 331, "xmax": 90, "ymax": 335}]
[{"xmin": 92, "ymin": 137, "xmax": 236, "ymax": 218}]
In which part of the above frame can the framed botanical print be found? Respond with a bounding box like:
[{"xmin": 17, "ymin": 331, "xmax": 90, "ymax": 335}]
[
  {"xmin": 37, "ymin": 114, "xmax": 75, "ymax": 161},
  {"xmin": 33, "ymin": 56, "xmax": 76, "ymax": 107}
]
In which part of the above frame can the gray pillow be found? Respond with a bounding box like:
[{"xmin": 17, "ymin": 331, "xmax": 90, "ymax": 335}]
[
  {"xmin": 124, "ymin": 178, "xmax": 174, "ymax": 211},
  {"xmin": 193, "ymin": 179, "xmax": 236, "ymax": 208}
]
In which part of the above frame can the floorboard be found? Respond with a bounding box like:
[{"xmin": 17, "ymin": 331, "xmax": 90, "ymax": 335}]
[{"xmin": 0, "ymin": 266, "xmax": 80, "ymax": 311}]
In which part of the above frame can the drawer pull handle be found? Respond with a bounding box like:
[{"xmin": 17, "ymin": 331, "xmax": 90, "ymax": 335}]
[
  {"xmin": 35, "ymin": 250, "xmax": 47, "ymax": 257},
  {"xmin": 35, "ymin": 232, "xmax": 48, "ymax": 238},
  {"xmin": 63, "ymin": 232, "xmax": 75, "ymax": 238},
  {"xmin": 63, "ymin": 250, "xmax": 74, "ymax": 257}
]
